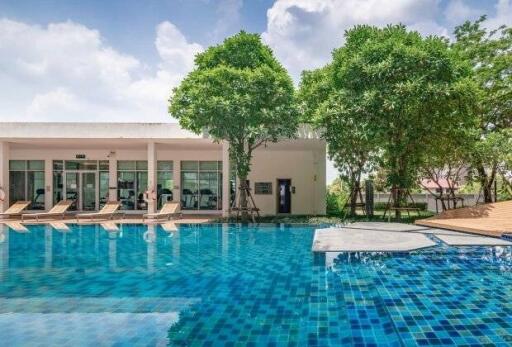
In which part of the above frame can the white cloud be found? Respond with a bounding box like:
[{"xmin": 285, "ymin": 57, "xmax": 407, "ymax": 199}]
[
  {"xmin": 0, "ymin": 18, "xmax": 202, "ymax": 122},
  {"xmin": 262, "ymin": 0, "xmax": 445, "ymax": 81},
  {"xmin": 487, "ymin": 0, "xmax": 512, "ymax": 29},
  {"xmin": 211, "ymin": 0, "xmax": 244, "ymax": 41},
  {"xmin": 444, "ymin": 0, "xmax": 481, "ymax": 25}
]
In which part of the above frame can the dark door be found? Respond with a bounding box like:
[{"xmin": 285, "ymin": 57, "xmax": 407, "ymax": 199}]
[{"xmin": 277, "ymin": 179, "xmax": 291, "ymax": 214}]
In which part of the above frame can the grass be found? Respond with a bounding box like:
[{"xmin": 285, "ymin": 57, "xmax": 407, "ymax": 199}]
[{"xmin": 213, "ymin": 209, "xmax": 434, "ymax": 225}]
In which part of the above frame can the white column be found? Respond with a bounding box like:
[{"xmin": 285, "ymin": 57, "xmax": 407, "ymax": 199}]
[
  {"xmin": 173, "ymin": 159, "xmax": 181, "ymax": 204},
  {"xmin": 222, "ymin": 141, "xmax": 230, "ymax": 217},
  {"xmin": 44, "ymin": 159, "xmax": 53, "ymax": 210},
  {"xmin": 0, "ymin": 142, "xmax": 9, "ymax": 212},
  {"xmin": 108, "ymin": 153, "xmax": 117, "ymax": 202},
  {"xmin": 147, "ymin": 142, "xmax": 157, "ymax": 213}
]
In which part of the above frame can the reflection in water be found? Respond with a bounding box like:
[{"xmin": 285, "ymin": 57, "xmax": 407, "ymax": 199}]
[
  {"xmin": 0, "ymin": 225, "xmax": 8, "ymax": 280},
  {"xmin": 108, "ymin": 230, "xmax": 117, "ymax": 271},
  {"xmin": 0, "ymin": 224, "xmax": 510, "ymax": 346},
  {"xmin": 145, "ymin": 224, "xmax": 156, "ymax": 274},
  {"xmin": 44, "ymin": 225, "xmax": 52, "ymax": 270}
]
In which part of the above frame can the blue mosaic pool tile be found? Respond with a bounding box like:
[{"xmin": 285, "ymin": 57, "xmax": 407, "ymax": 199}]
[{"xmin": 0, "ymin": 223, "xmax": 511, "ymax": 345}]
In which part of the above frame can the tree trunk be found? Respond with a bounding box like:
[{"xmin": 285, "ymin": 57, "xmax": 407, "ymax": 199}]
[
  {"xmin": 477, "ymin": 165, "xmax": 494, "ymax": 203},
  {"xmin": 393, "ymin": 186, "xmax": 402, "ymax": 219},
  {"xmin": 238, "ymin": 175, "xmax": 249, "ymax": 221},
  {"xmin": 349, "ymin": 174, "xmax": 359, "ymax": 217}
]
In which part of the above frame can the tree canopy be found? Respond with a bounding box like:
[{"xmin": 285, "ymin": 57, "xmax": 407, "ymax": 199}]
[
  {"xmin": 300, "ymin": 24, "xmax": 476, "ymax": 215},
  {"xmin": 298, "ymin": 64, "xmax": 379, "ymax": 215},
  {"xmin": 169, "ymin": 31, "xmax": 297, "ymax": 218},
  {"xmin": 452, "ymin": 16, "xmax": 512, "ymax": 202}
]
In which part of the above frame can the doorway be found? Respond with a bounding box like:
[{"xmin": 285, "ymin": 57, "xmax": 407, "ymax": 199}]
[
  {"xmin": 277, "ymin": 179, "xmax": 292, "ymax": 214},
  {"xmin": 65, "ymin": 172, "xmax": 97, "ymax": 211}
]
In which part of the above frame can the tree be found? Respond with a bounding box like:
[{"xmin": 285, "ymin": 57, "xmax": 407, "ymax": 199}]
[
  {"xmin": 299, "ymin": 64, "xmax": 379, "ymax": 216},
  {"xmin": 419, "ymin": 126, "xmax": 477, "ymax": 210},
  {"xmin": 471, "ymin": 129, "xmax": 512, "ymax": 201},
  {"xmin": 169, "ymin": 32, "xmax": 297, "ymax": 220},
  {"xmin": 326, "ymin": 25, "xmax": 474, "ymax": 217},
  {"xmin": 452, "ymin": 16, "xmax": 512, "ymax": 202}
]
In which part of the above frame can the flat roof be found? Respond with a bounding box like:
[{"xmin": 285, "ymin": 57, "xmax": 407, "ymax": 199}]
[
  {"xmin": 0, "ymin": 122, "xmax": 202, "ymax": 140},
  {"xmin": 0, "ymin": 122, "xmax": 321, "ymax": 141}
]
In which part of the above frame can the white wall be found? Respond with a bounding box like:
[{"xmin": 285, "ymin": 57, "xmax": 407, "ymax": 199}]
[{"xmin": 248, "ymin": 148, "xmax": 326, "ymax": 215}]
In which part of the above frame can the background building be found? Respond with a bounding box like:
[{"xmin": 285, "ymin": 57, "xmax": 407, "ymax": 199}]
[{"xmin": 0, "ymin": 123, "xmax": 326, "ymax": 216}]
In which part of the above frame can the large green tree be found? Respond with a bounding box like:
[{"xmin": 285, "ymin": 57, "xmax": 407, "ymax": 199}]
[
  {"xmin": 169, "ymin": 32, "xmax": 297, "ymax": 219},
  {"xmin": 299, "ymin": 66, "xmax": 379, "ymax": 216},
  {"xmin": 302, "ymin": 25, "xmax": 475, "ymax": 217},
  {"xmin": 453, "ymin": 16, "xmax": 512, "ymax": 202}
]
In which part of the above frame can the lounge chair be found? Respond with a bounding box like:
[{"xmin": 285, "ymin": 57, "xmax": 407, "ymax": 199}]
[
  {"xmin": 76, "ymin": 201, "xmax": 122, "ymax": 222},
  {"xmin": 0, "ymin": 201, "xmax": 31, "ymax": 219},
  {"xmin": 142, "ymin": 201, "xmax": 181, "ymax": 222},
  {"xmin": 21, "ymin": 200, "xmax": 73, "ymax": 222}
]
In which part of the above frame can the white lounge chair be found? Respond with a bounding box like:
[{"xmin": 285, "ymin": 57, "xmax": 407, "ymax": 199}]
[
  {"xmin": 21, "ymin": 200, "xmax": 73, "ymax": 222},
  {"xmin": 0, "ymin": 201, "xmax": 31, "ymax": 219},
  {"xmin": 76, "ymin": 201, "xmax": 122, "ymax": 222},
  {"xmin": 142, "ymin": 201, "xmax": 181, "ymax": 222}
]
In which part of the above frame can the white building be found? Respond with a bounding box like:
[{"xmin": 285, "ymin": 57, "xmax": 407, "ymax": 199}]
[{"xmin": 0, "ymin": 123, "xmax": 326, "ymax": 216}]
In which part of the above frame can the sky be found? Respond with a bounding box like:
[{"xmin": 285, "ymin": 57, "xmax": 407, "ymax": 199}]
[{"xmin": 0, "ymin": 0, "xmax": 511, "ymax": 183}]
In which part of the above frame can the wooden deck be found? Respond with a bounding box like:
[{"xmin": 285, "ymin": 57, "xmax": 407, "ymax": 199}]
[{"xmin": 415, "ymin": 200, "xmax": 512, "ymax": 237}]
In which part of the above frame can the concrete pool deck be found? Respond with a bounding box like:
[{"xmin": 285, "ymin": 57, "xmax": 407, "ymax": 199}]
[
  {"xmin": 313, "ymin": 222, "xmax": 512, "ymax": 252},
  {"xmin": 313, "ymin": 227, "xmax": 436, "ymax": 252}
]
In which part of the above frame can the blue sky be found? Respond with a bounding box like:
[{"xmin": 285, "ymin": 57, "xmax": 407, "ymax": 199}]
[{"xmin": 0, "ymin": 0, "xmax": 510, "ymax": 183}]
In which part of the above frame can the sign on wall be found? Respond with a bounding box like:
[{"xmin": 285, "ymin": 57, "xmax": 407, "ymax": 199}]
[{"xmin": 255, "ymin": 182, "xmax": 272, "ymax": 195}]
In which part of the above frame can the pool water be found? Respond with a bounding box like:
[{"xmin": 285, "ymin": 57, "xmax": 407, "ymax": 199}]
[{"xmin": 0, "ymin": 224, "xmax": 510, "ymax": 346}]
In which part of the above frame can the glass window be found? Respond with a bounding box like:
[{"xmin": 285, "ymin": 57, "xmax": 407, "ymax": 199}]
[
  {"xmin": 182, "ymin": 161, "xmax": 198, "ymax": 171},
  {"xmin": 136, "ymin": 161, "xmax": 148, "ymax": 170},
  {"xmin": 99, "ymin": 160, "xmax": 109, "ymax": 171},
  {"xmin": 27, "ymin": 171, "xmax": 45, "ymax": 210},
  {"xmin": 9, "ymin": 160, "xmax": 45, "ymax": 209},
  {"xmin": 65, "ymin": 161, "xmax": 80, "ymax": 170},
  {"xmin": 117, "ymin": 161, "xmax": 148, "ymax": 210},
  {"xmin": 65, "ymin": 160, "xmax": 98, "ymax": 171},
  {"xmin": 180, "ymin": 161, "xmax": 222, "ymax": 210},
  {"xmin": 53, "ymin": 172, "xmax": 63, "ymax": 205},
  {"xmin": 199, "ymin": 172, "xmax": 221, "ymax": 210},
  {"xmin": 9, "ymin": 171, "xmax": 26, "ymax": 205},
  {"xmin": 53, "ymin": 160, "xmax": 63, "ymax": 171},
  {"xmin": 118, "ymin": 161, "xmax": 136, "ymax": 171},
  {"xmin": 99, "ymin": 172, "xmax": 109, "ymax": 208},
  {"xmin": 157, "ymin": 172, "xmax": 174, "ymax": 209},
  {"xmin": 9, "ymin": 160, "xmax": 25, "ymax": 171},
  {"xmin": 28, "ymin": 160, "xmax": 44, "ymax": 171},
  {"xmin": 136, "ymin": 171, "xmax": 148, "ymax": 210},
  {"xmin": 118, "ymin": 171, "xmax": 136, "ymax": 210},
  {"xmin": 181, "ymin": 172, "xmax": 198, "ymax": 210},
  {"xmin": 82, "ymin": 161, "xmax": 98, "ymax": 170},
  {"xmin": 65, "ymin": 172, "xmax": 79, "ymax": 211},
  {"xmin": 200, "ymin": 161, "xmax": 218, "ymax": 171},
  {"xmin": 157, "ymin": 161, "xmax": 173, "ymax": 171}
]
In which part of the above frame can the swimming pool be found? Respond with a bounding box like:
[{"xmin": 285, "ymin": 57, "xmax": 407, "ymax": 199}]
[{"xmin": 0, "ymin": 223, "xmax": 510, "ymax": 346}]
